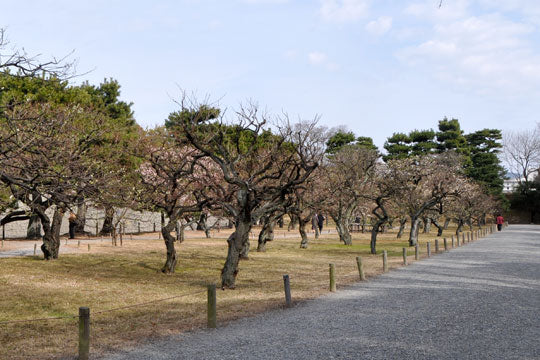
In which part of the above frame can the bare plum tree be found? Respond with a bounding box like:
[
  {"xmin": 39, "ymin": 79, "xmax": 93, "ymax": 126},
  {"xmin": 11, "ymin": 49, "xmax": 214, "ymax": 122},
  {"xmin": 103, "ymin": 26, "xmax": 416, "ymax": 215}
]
[{"xmin": 175, "ymin": 96, "xmax": 325, "ymax": 288}]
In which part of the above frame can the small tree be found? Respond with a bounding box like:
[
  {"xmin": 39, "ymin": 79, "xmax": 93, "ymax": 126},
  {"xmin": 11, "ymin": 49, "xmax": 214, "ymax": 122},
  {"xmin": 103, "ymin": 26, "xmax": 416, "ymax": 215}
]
[
  {"xmin": 387, "ymin": 152, "xmax": 465, "ymax": 246},
  {"xmin": 0, "ymin": 102, "xmax": 124, "ymax": 259},
  {"xmin": 321, "ymin": 146, "xmax": 379, "ymax": 245},
  {"xmin": 135, "ymin": 127, "xmax": 220, "ymax": 273}
]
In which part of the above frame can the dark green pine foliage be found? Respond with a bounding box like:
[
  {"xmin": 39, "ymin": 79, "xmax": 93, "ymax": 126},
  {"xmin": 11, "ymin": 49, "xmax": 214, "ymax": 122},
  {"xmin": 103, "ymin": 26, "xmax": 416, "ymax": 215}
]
[
  {"xmin": 326, "ymin": 131, "xmax": 378, "ymax": 154},
  {"xmin": 409, "ymin": 129, "xmax": 437, "ymax": 156},
  {"xmin": 80, "ymin": 79, "xmax": 135, "ymax": 127},
  {"xmin": 436, "ymin": 117, "xmax": 472, "ymax": 168},
  {"xmin": 382, "ymin": 117, "xmax": 505, "ymax": 197},
  {"xmin": 436, "ymin": 118, "xmax": 469, "ymax": 153},
  {"xmin": 383, "ymin": 132, "xmax": 411, "ymax": 162},
  {"xmin": 465, "ymin": 129, "xmax": 505, "ymax": 196},
  {"xmin": 326, "ymin": 131, "xmax": 356, "ymax": 154}
]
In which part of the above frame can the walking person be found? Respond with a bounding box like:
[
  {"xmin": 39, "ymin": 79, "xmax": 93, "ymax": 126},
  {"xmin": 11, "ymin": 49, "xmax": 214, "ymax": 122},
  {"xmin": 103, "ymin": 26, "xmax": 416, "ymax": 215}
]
[
  {"xmin": 68, "ymin": 211, "xmax": 77, "ymax": 239},
  {"xmin": 317, "ymin": 213, "xmax": 325, "ymax": 233},
  {"xmin": 496, "ymin": 214, "xmax": 504, "ymax": 231}
]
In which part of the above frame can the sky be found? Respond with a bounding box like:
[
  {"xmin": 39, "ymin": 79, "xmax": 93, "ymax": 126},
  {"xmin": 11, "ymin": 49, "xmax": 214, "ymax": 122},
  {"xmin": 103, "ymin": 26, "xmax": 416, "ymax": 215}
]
[{"xmin": 1, "ymin": 0, "xmax": 539, "ymax": 150}]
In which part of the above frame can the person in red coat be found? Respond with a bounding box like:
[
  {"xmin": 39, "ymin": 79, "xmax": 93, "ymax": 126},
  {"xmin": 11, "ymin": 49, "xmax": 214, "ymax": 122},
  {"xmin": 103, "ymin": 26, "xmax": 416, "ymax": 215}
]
[{"xmin": 496, "ymin": 214, "xmax": 504, "ymax": 231}]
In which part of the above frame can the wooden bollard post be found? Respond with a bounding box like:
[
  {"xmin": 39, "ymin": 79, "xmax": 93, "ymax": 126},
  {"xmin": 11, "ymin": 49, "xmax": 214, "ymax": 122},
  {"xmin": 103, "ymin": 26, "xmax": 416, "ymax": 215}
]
[
  {"xmin": 33, "ymin": 243, "xmax": 37, "ymax": 255},
  {"xmin": 356, "ymin": 256, "xmax": 366, "ymax": 281},
  {"xmin": 88, "ymin": 244, "xmax": 90, "ymax": 252},
  {"xmin": 427, "ymin": 241, "xmax": 431, "ymax": 257},
  {"xmin": 415, "ymin": 244, "xmax": 419, "ymax": 260},
  {"xmin": 78, "ymin": 307, "xmax": 90, "ymax": 360},
  {"xmin": 153, "ymin": 223, "xmax": 156, "ymax": 232},
  {"xmin": 78, "ymin": 240, "xmax": 81, "ymax": 248},
  {"xmin": 120, "ymin": 232, "xmax": 123, "ymax": 247},
  {"xmin": 283, "ymin": 275, "xmax": 292, "ymax": 308},
  {"xmin": 95, "ymin": 222, "xmax": 98, "ymax": 237},
  {"xmin": 457, "ymin": 234, "xmax": 460, "ymax": 247},
  {"xmin": 383, "ymin": 251, "xmax": 388, "ymax": 272},
  {"xmin": 462, "ymin": 233, "xmax": 465, "ymax": 244},
  {"xmin": 435, "ymin": 239, "xmax": 440, "ymax": 253},
  {"xmin": 402, "ymin": 248, "xmax": 408, "ymax": 265},
  {"xmin": 451, "ymin": 235, "xmax": 455, "ymax": 248},
  {"xmin": 443, "ymin": 238, "xmax": 448, "ymax": 251},
  {"xmin": 329, "ymin": 264, "xmax": 336, "ymax": 292},
  {"xmin": 207, "ymin": 284, "xmax": 217, "ymax": 328},
  {"xmin": 467, "ymin": 232, "xmax": 470, "ymax": 242}
]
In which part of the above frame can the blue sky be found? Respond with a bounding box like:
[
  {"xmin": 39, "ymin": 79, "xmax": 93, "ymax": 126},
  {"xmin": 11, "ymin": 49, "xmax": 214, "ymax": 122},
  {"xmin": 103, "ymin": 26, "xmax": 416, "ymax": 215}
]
[{"xmin": 1, "ymin": 0, "xmax": 539, "ymax": 149}]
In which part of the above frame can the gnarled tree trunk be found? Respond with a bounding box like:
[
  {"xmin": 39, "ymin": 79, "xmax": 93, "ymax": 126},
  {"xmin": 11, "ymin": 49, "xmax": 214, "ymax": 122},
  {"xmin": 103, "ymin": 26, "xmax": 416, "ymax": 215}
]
[
  {"xmin": 221, "ymin": 216, "xmax": 252, "ymax": 289},
  {"xmin": 100, "ymin": 206, "xmax": 114, "ymax": 235},
  {"xmin": 197, "ymin": 212, "xmax": 211, "ymax": 238},
  {"xmin": 370, "ymin": 220, "xmax": 385, "ymax": 255},
  {"xmin": 39, "ymin": 207, "xmax": 64, "ymax": 260},
  {"xmin": 397, "ymin": 218, "xmax": 407, "ymax": 238},
  {"xmin": 287, "ymin": 214, "xmax": 297, "ymax": 231},
  {"xmin": 298, "ymin": 216, "xmax": 309, "ymax": 249},
  {"xmin": 455, "ymin": 219, "xmax": 464, "ymax": 235},
  {"xmin": 408, "ymin": 216, "xmax": 420, "ymax": 246},
  {"xmin": 422, "ymin": 217, "xmax": 431, "ymax": 233},
  {"xmin": 333, "ymin": 215, "xmax": 352, "ymax": 245},
  {"xmin": 443, "ymin": 218, "xmax": 450, "ymax": 230},
  {"xmin": 257, "ymin": 217, "xmax": 275, "ymax": 252},
  {"xmin": 431, "ymin": 217, "xmax": 444, "ymax": 236},
  {"xmin": 161, "ymin": 218, "xmax": 178, "ymax": 274},
  {"xmin": 26, "ymin": 213, "xmax": 42, "ymax": 240},
  {"xmin": 74, "ymin": 202, "xmax": 87, "ymax": 235}
]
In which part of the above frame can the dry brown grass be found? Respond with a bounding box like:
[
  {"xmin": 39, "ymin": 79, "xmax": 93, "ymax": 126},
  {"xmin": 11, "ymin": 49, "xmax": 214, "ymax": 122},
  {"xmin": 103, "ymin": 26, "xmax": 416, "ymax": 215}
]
[{"xmin": 0, "ymin": 225, "xmax": 464, "ymax": 359}]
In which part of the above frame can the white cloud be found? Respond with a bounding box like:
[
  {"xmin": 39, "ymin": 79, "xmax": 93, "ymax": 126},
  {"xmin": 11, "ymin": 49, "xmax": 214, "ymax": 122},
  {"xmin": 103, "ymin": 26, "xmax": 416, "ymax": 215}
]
[
  {"xmin": 320, "ymin": 0, "xmax": 370, "ymax": 23},
  {"xmin": 308, "ymin": 51, "xmax": 339, "ymax": 71},
  {"xmin": 399, "ymin": 11, "xmax": 540, "ymax": 97},
  {"xmin": 365, "ymin": 16, "xmax": 392, "ymax": 35},
  {"xmin": 308, "ymin": 51, "xmax": 328, "ymax": 65}
]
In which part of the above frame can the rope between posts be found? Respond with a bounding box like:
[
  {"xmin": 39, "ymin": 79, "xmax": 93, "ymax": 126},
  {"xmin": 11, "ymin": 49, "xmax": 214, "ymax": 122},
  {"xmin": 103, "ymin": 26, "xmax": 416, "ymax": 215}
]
[
  {"xmin": 0, "ymin": 289, "xmax": 207, "ymax": 325},
  {"xmin": 92, "ymin": 290, "xmax": 207, "ymax": 315}
]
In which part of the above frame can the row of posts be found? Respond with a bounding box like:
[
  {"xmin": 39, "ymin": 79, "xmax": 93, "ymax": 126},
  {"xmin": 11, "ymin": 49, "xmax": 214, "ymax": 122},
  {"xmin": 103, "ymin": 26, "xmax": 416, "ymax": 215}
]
[{"xmin": 79, "ymin": 224, "xmax": 494, "ymax": 358}]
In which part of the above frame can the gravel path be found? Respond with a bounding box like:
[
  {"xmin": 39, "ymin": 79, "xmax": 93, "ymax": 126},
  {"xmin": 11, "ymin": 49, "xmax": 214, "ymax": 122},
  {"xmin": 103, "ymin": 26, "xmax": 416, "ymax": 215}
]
[
  {"xmin": 0, "ymin": 241, "xmax": 78, "ymax": 258},
  {"xmin": 104, "ymin": 225, "xmax": 540, "ymax": 360}
]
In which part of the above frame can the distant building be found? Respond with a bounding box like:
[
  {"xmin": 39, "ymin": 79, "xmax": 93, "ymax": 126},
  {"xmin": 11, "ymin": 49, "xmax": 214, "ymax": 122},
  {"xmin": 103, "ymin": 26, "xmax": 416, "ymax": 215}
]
[
  {"xmin": 503, "ymin": 169, "xmax": 539, "ymax": 193},
  {"xmin": 503, "ymin": 178, "xmax": 520, "ymax": 193}
]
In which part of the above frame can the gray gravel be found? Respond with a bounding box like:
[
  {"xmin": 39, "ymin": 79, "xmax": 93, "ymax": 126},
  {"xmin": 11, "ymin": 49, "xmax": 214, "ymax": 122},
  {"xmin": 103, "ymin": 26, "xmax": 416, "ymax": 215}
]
[
  {"xmin": 103, "ymin": 225, "xmax": 540, "ymax": 360},
  {"xmin": 0, "ymin": 242, "xmax": 77, "ymax": 258}
]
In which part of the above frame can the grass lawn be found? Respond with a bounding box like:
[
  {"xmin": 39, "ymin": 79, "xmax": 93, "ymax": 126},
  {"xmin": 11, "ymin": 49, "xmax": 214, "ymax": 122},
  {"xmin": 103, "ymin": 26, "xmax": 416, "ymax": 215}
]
[{"xmin": 0, "ymin": 225, "xmax": 467, "ymax": 359}]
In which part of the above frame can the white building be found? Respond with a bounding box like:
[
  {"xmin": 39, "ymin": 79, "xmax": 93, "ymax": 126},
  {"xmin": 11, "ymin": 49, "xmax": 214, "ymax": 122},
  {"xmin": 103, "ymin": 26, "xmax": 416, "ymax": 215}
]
[{"xmin": 503, "ymin": 169, "xmax": 539, "ymax": 194}]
